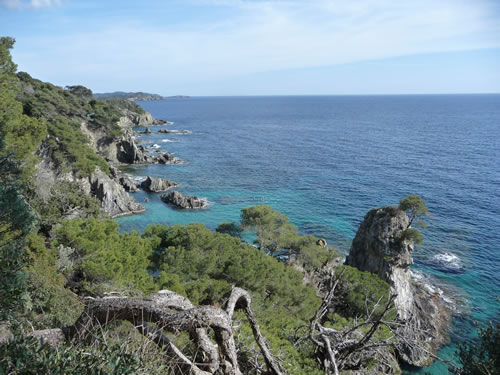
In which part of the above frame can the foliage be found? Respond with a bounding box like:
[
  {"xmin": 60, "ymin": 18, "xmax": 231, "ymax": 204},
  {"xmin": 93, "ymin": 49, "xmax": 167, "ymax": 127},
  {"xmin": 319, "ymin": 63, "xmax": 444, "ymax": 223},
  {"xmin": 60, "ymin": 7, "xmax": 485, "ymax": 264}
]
[
  {"xmin": 452, "ymin": 317, "xmax": 500, "ymax": 375},
  {"xmin": 399, "ymin": 227, "xmax": 424, "ymax": 245},
  {"xmin": 24, "ymin": 233, "xmax": 83, "ymax": 328},
  {"xmin": 105, "ymin": 97, "xmax": 146, "ymax": 114},
  {"xmin": 241, "ymin": 204, "xmax": 298, "ymax": 255},
  {"xmin": 0, "ymin": 142, "xmax": 34, "ymax": 320},
  {"xmin": 51, "ymin": 218, "xmax": 155, "ymax": 294},
  {"xmin": 399, "ymin": 194, "xmax": 429, "ymax": 228},
  {"xmin": 399, "ymin": 194, "xmax": 429, "ymax": 246},
  {"xmin": 0, "ymin": 38, "xmax": 46, "ymax": 179},
  {"xmin": 28, "ymin": 180, "xmax": 105, "ymax": 233},
  {"xmin": 334, "ymin": 265, "xmax": 395, "ymax": 320},
  {"xmin": 215, "ymin": 221, "xmax": 242, "ymax": 238},
  {"xmin": 240, "ymin": 204, "xmax": 339, "ymax": 271},
  {"xmin": 65, "ymin": 85, "xmax": 93, "ymax": 98},
  {"xmin": 0, "ymin": 336, "xmax": 150, "ymax": 375}
]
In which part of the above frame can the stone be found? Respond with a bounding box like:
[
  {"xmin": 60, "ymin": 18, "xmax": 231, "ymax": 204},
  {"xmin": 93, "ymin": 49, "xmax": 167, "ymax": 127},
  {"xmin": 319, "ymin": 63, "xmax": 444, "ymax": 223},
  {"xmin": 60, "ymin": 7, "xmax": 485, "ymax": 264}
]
[
  {"xmin": 119, "ymin": 176, "xmax": 140, "ymax": 192},
  {"xmin": 158, "ymin": 129, "xmax": 190, "ymax": 134},
  {"xmin": 89, "ymin": 168, "xmax": 145, "ymax": 218},
  {"xmin": 160, "ymin": 191, "xmax": 207, "ymax": 209},
  {"xmin": 345, "ymin": 205, "xmax": 450, "ymax": 367},
  {"xmin": 141, "ymin": 176, "xmax": 179, "ymax": 192}
]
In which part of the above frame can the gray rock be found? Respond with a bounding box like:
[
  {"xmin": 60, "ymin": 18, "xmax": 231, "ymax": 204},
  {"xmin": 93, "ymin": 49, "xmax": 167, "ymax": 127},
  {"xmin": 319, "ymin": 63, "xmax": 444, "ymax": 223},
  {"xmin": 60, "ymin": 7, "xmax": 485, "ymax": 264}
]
[
  {"xmin": 158, "ymin": 129, "xmax": 190, "ymax": 134},
  {"xmin": 141, "ymin": 176, "xmax": 179, "ymax": 192},
  {"xmin": 345, "ymin": 205, "xmax": 450, "ymax": 367},
  {"xmin": 119, "ymin": 176, "xmax": 140, "ymax": 192},
  {"xmin": 346, "ymin": 206, "xmax": 414, "ymax": 318},
  {"xmin": 143, "ymin": 127, "xmax": 152, "ymax": 134},
  {"xmin": 160, "ymin": 191, "xmax": 207, "ymax": 209},
  {"xmin": 89, "ymin": 168, "xmax": 145, "ymax": 218}
]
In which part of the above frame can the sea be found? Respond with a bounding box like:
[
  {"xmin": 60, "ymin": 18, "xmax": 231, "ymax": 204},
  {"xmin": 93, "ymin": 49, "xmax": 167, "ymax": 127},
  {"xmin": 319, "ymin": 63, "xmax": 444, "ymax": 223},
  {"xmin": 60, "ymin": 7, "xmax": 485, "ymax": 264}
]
[{"xmin": 116, "ymin": 94, "xmax": 500, "ymax": 374}]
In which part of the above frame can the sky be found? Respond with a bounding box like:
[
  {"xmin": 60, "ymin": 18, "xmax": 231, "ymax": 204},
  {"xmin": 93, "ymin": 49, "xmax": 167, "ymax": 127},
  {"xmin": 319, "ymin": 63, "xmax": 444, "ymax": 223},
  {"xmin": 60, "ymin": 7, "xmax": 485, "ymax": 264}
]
[{"xmin": 1, "ymin": 0, "xmax": 499, "ymax": 95}]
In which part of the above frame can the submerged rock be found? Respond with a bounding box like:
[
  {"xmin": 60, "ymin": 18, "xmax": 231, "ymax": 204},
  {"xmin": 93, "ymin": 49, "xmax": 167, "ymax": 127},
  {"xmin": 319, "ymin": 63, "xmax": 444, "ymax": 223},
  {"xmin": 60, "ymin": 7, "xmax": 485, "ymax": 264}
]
[
  {"xmin": 158, "ymin": 129, "xmax": 190, "ymax": 134},
  {"xmin": 160, "ymin": 191, "xmax": 207, "ymax": 209},
  {"xmin": 141, "ymin": 176, "xmax": 179, "ymax": 192},
  {"xmin": 345, "ymin": 205, "xmax": 450, "ymax": 367}
]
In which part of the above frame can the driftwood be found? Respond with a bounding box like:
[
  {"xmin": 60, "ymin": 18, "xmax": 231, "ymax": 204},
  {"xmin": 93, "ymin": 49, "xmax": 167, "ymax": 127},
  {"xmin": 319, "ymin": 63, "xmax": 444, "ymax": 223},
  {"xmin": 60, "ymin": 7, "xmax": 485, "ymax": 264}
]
[{"xmin": 29, "ymin": 287, "xmax": 284, "ymax": 375}]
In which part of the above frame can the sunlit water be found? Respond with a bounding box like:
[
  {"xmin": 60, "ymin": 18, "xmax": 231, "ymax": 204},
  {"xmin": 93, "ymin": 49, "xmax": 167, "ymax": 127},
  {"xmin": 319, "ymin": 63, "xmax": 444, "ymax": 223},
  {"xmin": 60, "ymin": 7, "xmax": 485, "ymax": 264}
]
[{"xmin": 116, "ymin": 95, "xmax": 500, "ymax": 374}]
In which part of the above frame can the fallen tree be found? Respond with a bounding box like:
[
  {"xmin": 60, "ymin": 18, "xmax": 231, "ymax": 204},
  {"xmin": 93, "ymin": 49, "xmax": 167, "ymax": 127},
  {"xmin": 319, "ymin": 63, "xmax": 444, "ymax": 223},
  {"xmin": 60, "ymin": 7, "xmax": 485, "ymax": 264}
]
[{"xmin": 29, "ymin": 287, "xmax": 284, "ymax": 375}]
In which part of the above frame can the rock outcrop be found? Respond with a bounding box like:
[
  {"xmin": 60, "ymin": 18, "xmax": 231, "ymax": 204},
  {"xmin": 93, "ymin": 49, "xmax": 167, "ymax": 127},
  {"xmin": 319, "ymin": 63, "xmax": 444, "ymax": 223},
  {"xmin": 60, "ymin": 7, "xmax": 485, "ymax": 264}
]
[
  {"xmin": 345, "ymin": 205, "xmax": 450, "ymax": 367},
  {"xmin": 33, "ymin": 141, "xmax": 145, "ymax": 218},
  {"xmin": 119, "ymin": 176, "xmax": 140, "ymax": 192},
  {"xmin": 86, "ymin": 168, "xmax": 145, "ymax": 218},
  {"xmin": 160, "ymin": 191, "xmax": 207, "ymax": 209},
  {"xmin": 141, "ymin": 176, "xmax": 179, "ymax": 192}
]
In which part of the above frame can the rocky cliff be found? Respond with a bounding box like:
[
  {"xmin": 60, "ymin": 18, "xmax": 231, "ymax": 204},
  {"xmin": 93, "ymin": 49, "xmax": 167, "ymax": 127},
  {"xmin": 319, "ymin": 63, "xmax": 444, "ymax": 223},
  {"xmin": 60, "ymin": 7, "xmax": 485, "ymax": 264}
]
[
  {"xmin": 346, "ymin": 205, "xmax": 450, "ymax": 367},
  {"xmin": 33, "ymin": 142, "xmax": 145, "ymax": 218}
]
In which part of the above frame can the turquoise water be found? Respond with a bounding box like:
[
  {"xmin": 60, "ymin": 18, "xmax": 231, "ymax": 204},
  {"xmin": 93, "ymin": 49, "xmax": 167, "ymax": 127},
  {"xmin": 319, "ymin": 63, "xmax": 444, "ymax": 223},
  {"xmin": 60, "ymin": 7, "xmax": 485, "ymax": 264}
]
[{"xmin": 116, "ymin": 95, "xmax": 500, "ymax": 373}]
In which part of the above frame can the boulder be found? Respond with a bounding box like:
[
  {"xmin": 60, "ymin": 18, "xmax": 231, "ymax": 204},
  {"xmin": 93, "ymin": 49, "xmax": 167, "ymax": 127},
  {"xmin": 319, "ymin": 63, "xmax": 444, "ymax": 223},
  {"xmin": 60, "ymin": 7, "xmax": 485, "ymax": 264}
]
[
  {"xmin": 160, "ymin": 191, "xmax": 207, "ymax": 209},
  {"xmin": 119, "ymin": 176, "xmax": 140, "ymax": 192},
  {"xmin": 141, "ymin": 176, "xmax": 179, "ymax": 192},
  {"xmin": 143, "ymin": 127, "xmax": 151, "ymax": 134},
  {"xmin": 345, "ymin": 205, "xmax": 450, "ymax": 367},
  {"xmin": 89, "ymin": 168, "xmax": 145, "ymax": 218}
]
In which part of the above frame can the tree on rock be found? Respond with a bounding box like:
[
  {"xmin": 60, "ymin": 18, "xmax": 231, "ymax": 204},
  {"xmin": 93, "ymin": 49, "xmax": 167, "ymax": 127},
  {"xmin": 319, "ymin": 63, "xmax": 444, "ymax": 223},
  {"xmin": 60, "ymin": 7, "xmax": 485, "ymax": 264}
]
[
  {"xmin": 398, "ymin": 195, "xmax": 428, "ymax": 246},
  {"xmin": 399, "ymin": 194, "xmax": 429, "ymax": 228}
]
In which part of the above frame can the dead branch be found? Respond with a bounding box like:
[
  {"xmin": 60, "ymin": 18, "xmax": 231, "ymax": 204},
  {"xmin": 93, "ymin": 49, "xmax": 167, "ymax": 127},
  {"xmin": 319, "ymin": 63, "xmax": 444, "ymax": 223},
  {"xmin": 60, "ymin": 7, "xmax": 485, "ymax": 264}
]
[{"xmin": 29, "ymin": 288, "xmax": 285, "ymax": 375}]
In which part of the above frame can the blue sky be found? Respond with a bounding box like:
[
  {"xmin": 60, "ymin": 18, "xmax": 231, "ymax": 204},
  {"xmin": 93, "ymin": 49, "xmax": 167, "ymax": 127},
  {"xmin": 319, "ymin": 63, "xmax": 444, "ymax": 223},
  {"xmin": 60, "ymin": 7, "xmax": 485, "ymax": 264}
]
[{"xmin": 1, "ymin": 0, "xmax": 499, "ymax": 95}]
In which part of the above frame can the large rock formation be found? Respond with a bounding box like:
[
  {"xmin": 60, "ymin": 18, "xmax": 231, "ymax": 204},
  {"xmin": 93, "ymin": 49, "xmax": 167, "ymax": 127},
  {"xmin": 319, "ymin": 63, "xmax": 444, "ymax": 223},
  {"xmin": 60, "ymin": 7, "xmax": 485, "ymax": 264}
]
[
  {"xmin": 85, "ymin": 168, "xmax": 145, "ymax": 218},
  {"xmin": 33, "ymin": 141, "xmax": 145, "ymax": 218},
  {"xmin": 345, "ymin": 206, "xmax": 450, "ymax": 367},
  {"xmin": 141, "ymin": 176, "xmax": 179, "ymax": 192},
  {"xmin": 118, "ymin": 176, "xmax": 140, "ymax": 192},
  {"xmin": 161, "ymin": 191, "xmax": 207, "ymax": 209}
]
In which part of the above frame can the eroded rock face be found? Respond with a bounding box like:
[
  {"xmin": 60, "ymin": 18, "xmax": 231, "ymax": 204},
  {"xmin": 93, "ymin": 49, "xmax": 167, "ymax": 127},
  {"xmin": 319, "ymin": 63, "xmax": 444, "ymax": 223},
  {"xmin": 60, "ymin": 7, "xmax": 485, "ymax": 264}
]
[
  {"xmin": 160, "ymin": 191, "xmax": 207, "ymax": 209},
  {"xmin": 141, "ymin": 176, "xmax": 179, "ymax": 192},
  {"xmin": 346, "ymin": 206, "xmax": 414, "ymax": 318},
  {"xmin": 345, "ymin": 205, "xmax": 450, "ymax": 367},
  {"xmin": 88, "ymin": 168, "xmax": 145, "ymax": 218}
]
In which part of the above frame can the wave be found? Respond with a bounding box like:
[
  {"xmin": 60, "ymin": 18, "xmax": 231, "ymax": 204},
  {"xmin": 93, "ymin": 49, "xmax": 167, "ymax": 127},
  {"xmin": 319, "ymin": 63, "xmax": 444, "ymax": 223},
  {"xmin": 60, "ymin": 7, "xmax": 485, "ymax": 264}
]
[
  {"xmin": 431, "ymin": 252, "xmax": 464, "ymax": 272},
  {"xmin": 410, "ymin": 270, "xmax": 455, "ymax": 306},
  {"xmin": 149, "ymin": 144, "xmax": 161, "ymax": 149},
  {"xmin": 161, "ymin": 139, "xmax": 177, "ymax": 143}
]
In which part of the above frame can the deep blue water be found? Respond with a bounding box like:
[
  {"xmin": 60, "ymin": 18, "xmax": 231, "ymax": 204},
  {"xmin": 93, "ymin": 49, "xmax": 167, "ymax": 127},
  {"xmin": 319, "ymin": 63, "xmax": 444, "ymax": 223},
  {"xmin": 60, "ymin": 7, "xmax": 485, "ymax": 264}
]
[{"xmin": 116, "ymin": 95, "xmax": 500, "ymax": 373}]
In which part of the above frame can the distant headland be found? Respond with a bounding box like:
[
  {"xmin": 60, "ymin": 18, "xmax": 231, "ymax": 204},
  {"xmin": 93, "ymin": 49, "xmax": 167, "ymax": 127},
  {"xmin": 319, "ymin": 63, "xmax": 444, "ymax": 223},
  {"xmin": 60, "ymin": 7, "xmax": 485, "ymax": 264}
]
[{"xmin": 94, "ymin": 91, "xmax": 190, "ymax": 101}]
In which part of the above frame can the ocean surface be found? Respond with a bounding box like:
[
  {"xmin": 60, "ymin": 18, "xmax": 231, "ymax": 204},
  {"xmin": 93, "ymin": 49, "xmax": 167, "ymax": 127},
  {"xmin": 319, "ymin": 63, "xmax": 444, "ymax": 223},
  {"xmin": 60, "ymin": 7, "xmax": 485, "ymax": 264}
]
[{"xmin": 116, "ymin": 95, "xmax": 500, "ymax": 373}]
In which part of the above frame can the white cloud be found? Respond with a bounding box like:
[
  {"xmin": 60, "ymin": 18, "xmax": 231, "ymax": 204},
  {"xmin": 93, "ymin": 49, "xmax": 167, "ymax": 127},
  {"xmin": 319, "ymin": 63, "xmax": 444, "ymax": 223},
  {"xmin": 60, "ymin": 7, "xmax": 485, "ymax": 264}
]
[
  {"xmin": 12, "ymin": 0, "xmax": 500, "ymax": 93},
  {"xmin": 1, "ymin": 0, "xmax": 61, "ymax": 9}
]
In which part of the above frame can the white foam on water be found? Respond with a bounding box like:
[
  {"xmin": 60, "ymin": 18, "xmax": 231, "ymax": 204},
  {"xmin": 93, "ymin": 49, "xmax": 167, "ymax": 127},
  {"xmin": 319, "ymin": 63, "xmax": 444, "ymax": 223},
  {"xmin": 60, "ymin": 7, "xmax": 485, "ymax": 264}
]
[
  {"xmin": 432, "ymin": 252, "xmax": 463, "ymax": 270},
  {"xmin": 161, "ymin": 139, "xmax": 176, "ymax": 143},
  {"xmin": 150, "ymin": 144, "xmax": 161, "ymax": 149},
  {"xmin": 410, "ymin": 269, "xmax": 456, "ymax": 308}
]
